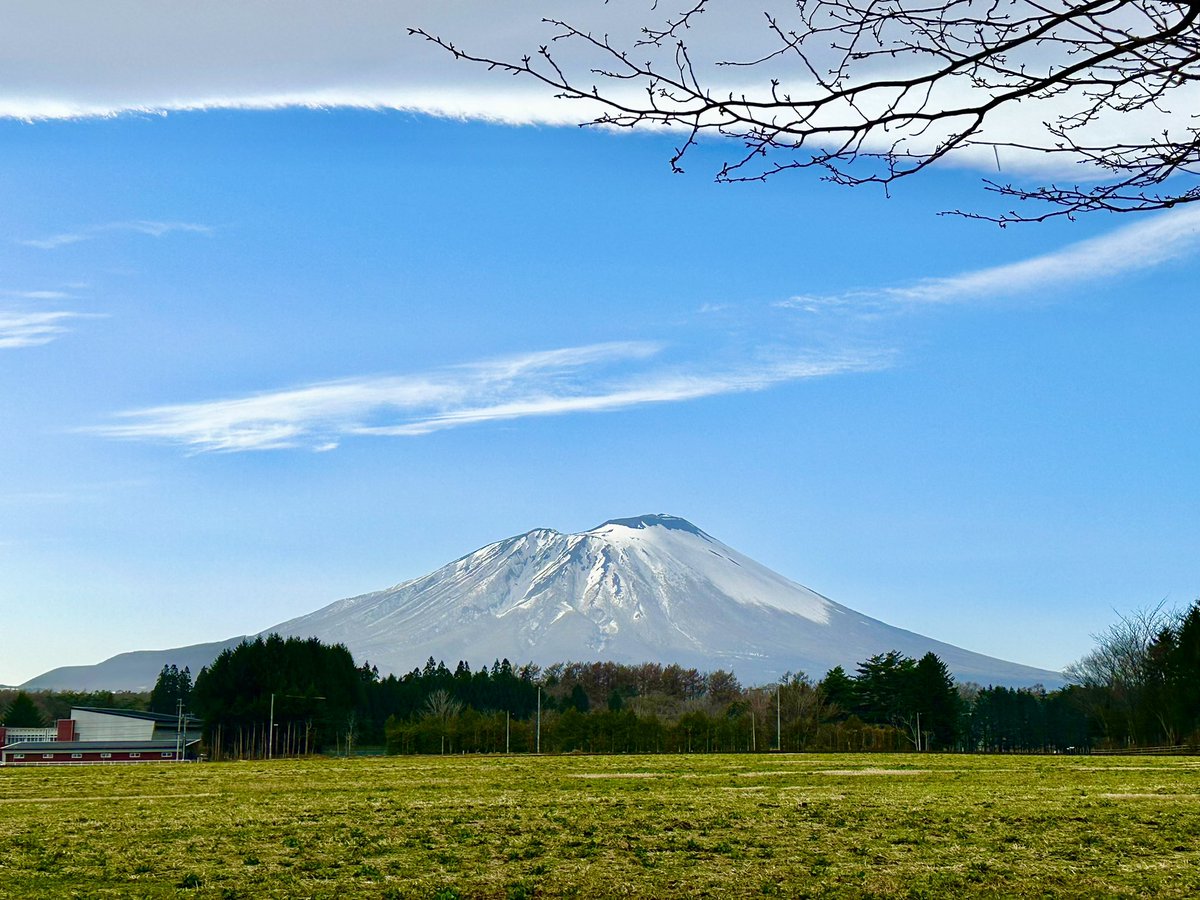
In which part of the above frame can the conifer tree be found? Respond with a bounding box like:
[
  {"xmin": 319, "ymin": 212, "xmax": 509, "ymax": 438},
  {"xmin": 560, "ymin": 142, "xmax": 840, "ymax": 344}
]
[{"xmin": 2, "ymin": 691, "xmax": 47, "ymax": 727}]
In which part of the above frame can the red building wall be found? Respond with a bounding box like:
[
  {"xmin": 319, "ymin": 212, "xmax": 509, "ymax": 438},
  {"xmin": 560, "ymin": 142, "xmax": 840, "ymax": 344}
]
[{"xmin": 5, "ymin": 749, "xmax": 178, "ymax": 765}]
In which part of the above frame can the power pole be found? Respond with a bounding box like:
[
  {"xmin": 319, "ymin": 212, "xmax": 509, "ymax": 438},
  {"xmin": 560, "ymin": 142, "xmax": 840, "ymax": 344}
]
[
  {"xmin": 536, "ymin": 686, "xmax": 541, "ymax": 754},
  {"xmin": 176, "ymin": 698, "xmax": 184, "ymax": 762},
  {"xmin": 268, "ymin": 693, "xmax": 275, "ymax": 760},
  {"xmin": 506, "ymin": 710, "xmax": 510, "ymax": 754}
]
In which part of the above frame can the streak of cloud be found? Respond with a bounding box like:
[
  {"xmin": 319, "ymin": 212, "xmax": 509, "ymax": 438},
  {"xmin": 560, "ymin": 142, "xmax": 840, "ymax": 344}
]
[
  {"xmin": 784, "ymin": 206, "xmax": 1200, "ymax": 313},
  {"xmin": 0, "ymin": 289, "xmax": 73, "ymax": 300},
  {"xmin": 0, "ymin": 309, "xmax": 94, "ymax": 349},
  {"xmin": 19, "ymin": 221, "xmax": 213, "ymax": 250},
  {"xmin": 87, "ymin": 341, "xmax": 886, "ymax": 453}
]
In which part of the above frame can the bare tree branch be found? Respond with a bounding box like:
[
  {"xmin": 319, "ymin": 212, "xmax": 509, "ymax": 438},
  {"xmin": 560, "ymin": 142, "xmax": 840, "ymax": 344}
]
[{"xmin": 410, "ymin": 0, "xmax": 1200, "ymax": 223}]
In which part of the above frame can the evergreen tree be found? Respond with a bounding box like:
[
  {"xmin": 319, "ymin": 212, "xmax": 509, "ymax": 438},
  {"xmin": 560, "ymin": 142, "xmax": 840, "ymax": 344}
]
[
  {"xmin": 149, "ymin": 664, "xmax": 193, "ymax": 714},
  {"xmin": 911, "ymin": 653, "xmax": 961, "ymax": 749},
  {"xmin": 855, "ymin": 651, "xmax": 918, "ymax": 727},
  {"xmin": 1159, "ymin": 601, "xmax": 1200, "ymax": 742},
  {"xmin": 192, "ymin": 634, "xmax": 364, "ymax": 758},
  {"xmin": 3, "ymin": 691, "xmax": 47, "ymax": 727},
  {"xmin": 568, "ymin": 683, "xmax": 590, "ymax": 713},
  {"xmin": 819, "ymin": 666, "xmax": 858, "ymax": 719}
]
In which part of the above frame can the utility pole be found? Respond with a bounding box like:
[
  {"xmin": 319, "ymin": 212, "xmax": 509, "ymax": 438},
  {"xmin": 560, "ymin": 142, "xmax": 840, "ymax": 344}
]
[
  {"xmin": 176, "ymin": 698, "xmax": 184, "ymax": 762},
  {"xmin": 506, "ymin": 710, "xmax": 510, "ymax": 754},
  {"xmin": 916, "ymin": 712, "xmax": 922, "ymax": 752},
  {"xmin": 268, "ymin": 693, "xmax": 275, "ymax": 760},
  {"xmin": 536, "ymin": 686, "xmax": 541, "ymax": 754}
]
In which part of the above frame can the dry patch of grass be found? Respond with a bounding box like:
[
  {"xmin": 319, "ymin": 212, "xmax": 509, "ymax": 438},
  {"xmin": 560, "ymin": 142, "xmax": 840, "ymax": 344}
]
[
  {"xmin": 1100, "ymin": 792, "xmax": 1200, "ymax": 800},
  {"xmin": 0, "ymin": 792, "xmax": 223, "ymax": 804},
  {"xmin": 812, "ymin": 768, "xmax": 931, "ymax": 776},
  {"xmin": 2, "ymin": 753, "xmax": 1199, "ymax": 897}
]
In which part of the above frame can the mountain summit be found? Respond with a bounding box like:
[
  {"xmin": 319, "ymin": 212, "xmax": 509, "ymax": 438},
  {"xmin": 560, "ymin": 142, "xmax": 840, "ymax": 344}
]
[
  {"xmin": 268, "ymin": 513, "xmax": 1056, "ymax": 687},
  {"xmin": 24, "ymin": 514, "xmax": 1060, "ymax": 690}
]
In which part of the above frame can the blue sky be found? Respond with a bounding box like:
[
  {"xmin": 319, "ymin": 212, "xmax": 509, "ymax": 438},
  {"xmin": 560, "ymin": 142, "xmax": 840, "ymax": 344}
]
[{"xmin": 2, "ymin": 5, "xmax": 1198, "ymax": 685}]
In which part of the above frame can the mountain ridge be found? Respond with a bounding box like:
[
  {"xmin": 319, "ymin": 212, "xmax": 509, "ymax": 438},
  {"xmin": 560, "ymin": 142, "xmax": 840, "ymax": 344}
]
[{"xmin": 23, "ymin": 514, "xmax": 1062, "ymax": 690}]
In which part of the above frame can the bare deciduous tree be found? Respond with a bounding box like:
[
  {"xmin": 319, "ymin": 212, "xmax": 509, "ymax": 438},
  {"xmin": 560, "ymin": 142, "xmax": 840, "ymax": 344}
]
[
  {"xmin": 1065, "ymin": 601, "xmax": 1173, "ymax": 743},
  {"xmin": 413, "ymin": 0, "xmax": 1200, "ymax": 223},
  {"xmin": 424, "ymin": 688, "xmax": 464, "ymax": 722},
  {"xmin": 424, "ymin": 688, "xmax": 464, "ymax": 754}
]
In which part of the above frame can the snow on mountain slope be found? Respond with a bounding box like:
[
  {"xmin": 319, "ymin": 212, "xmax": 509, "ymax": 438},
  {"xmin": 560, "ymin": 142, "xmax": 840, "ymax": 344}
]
[
  {"xmin": 269, "ymin": 514, "xmax": 1060, "ymax": 687},
  {"xmin": 23, "ymin": 513, "xmax": 1062, "ymax": 690}
]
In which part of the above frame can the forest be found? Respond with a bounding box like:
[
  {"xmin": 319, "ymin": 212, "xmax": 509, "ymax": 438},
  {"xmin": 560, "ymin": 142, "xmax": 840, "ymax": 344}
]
[
  {"xmin": 4, "ymin": 599, "xmax": 1196, "ymax": 757},
  {"xmin": 369, "ymin": 651, "xmax": 1095, "ymax": 756}
]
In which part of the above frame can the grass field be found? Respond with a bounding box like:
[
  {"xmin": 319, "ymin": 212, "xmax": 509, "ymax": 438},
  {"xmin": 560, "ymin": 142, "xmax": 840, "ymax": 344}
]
[{"xmin": 2, "ymin": 753, "xmax": 1199, "ymax": 898}]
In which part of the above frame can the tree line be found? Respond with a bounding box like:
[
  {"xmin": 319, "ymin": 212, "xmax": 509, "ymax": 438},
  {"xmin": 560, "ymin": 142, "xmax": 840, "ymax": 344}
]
[
  {"xmin": 168, "ymin": 635, "xmax": 1098, "ymax": 757},
  {"xmin": 0, "ymin": 647, "xmax": 1115, "ymax": 756},
  {"xmin": 188, "ymin": 634, "xmax": 365, "ymax": 760},
  {"xmin": 376, "ymin": 650, "xmax": 1094, "ymax": 755},
  {"xmin": 11, "ymin": 599, "xmax": 1197, "ymax": 756},
  {"xmin": 1066, "ymin": 600, "xmax": 1200, "ymax": 748},
  {"xmin": 0, "ymin": 688, "xmax": 148, "ymax": 728}
]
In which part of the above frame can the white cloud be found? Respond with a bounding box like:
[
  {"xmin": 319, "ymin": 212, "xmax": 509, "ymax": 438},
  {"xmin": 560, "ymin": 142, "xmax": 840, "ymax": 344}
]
[
  {"xmin": 1, "ymin": 2, "xmax": 1188, "ymax": 179},
  {"xmin": 0, "ymin": 289, "xmax": 72, "ymax": 300},
  {"xmin": 19, "ymin": 220, "xmax": 213, "ymax": 250},
  {"xmin": 0, "ymin": 309, "xmax": 94, "ymax": 349},
  {"xmin": 85, "ymin": 205, "xmax": 1200, "ymax": 453},
  {"xmin": 892, "ymin": 207, "xmax": 1200, "ymax": 304},
  {"xmin": 355, "ymin": 354, "xmax": 873, "ymax": 437},
  {"xmin": 785, "ymin": 206, "xmax": 1200, "ymax": 312},
  {"xmin": 88, "ymin": 340, "xmax": 885, "ymax": 453},
  {"xmin": 0, "ymin": 2, "xmax": 620, "ymax": 121}
]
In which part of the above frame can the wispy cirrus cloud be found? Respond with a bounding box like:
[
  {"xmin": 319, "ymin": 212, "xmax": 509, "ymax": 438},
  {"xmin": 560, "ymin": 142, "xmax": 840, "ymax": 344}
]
[
  {"xmin": 0, "ymin": 281, "xmax": 95, "ymax": 347},
  {"xmin": 0, "ymin": 289, "xmax": 73, "ymax": 300},
  {"xmin": 0, "ymin": 309, "xmax": 94, "ymax": 349},
  {"xmin": 87, "ymin": 340, "xmax": 886, "ymax": 453},
  {"xmin": 785, "ymin": 206, "xmax": 1200, "ymax": 313},
  {"xmin": 77, "ymin": 207, "xmax": 1200, "ymax": 453},
  {"xmin": 19, "ymin": 220, "xmax": 213, "ymax": 250}
]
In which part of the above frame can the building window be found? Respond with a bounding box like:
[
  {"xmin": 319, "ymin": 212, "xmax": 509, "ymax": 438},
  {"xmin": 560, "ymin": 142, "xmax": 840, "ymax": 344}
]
[
  {"xmin": 129, "ymin": 752, "xmax": 141, "ymax": 758},
  {"xmin": 12, "ymin": 754, "xmax": 23, "ymax": 760},
  {"xmin": 71, "ymin": 753, "xmax": 83, "ymax": 759},
  {"xmin": 161, "ymin": 752, "xmax": 173, "ymax": 758},
  {"xmin": 100, "ymin": 753, "xmax": 112, "ymax": 759},
  {"xmin": 42, "ymin": 754, "xmax": 54, "ymax": 759}
]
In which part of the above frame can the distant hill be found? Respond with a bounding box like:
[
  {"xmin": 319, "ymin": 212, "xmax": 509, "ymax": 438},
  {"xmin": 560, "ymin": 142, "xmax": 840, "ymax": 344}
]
[
  {"xmin": 23, "ymin": 637, "xmax": 249, "ymax": 692},
  {"xmin": 24, "ymin": 514, "xmax": 1062, "ymax": 691}
]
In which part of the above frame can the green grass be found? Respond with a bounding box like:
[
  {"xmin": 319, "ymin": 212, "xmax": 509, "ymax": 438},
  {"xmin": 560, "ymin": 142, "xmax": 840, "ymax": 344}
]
[{"xmin": 2, "ymin": 753, "xmax": 1200, "ymax": 898}]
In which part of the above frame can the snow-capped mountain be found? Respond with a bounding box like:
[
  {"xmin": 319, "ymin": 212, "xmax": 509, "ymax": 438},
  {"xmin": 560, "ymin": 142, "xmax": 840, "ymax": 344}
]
[
  {"xmin": 24, "ymin": 514, "xmax": 1060, "ymax": 690},
  {"xmin": 268, "ymin": 514, "xmax": 1057, "ymax": 687}
]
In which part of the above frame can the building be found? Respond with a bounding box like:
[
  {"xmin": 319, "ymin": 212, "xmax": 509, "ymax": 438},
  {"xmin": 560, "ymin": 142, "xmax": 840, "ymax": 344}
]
[
  {"xmin": 0, "ymin": 706, "xmax": 201, "ymax": 766},
  {"xmin": 0, "ymin": 741, "xmax": 189, "ymax": 765}
]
